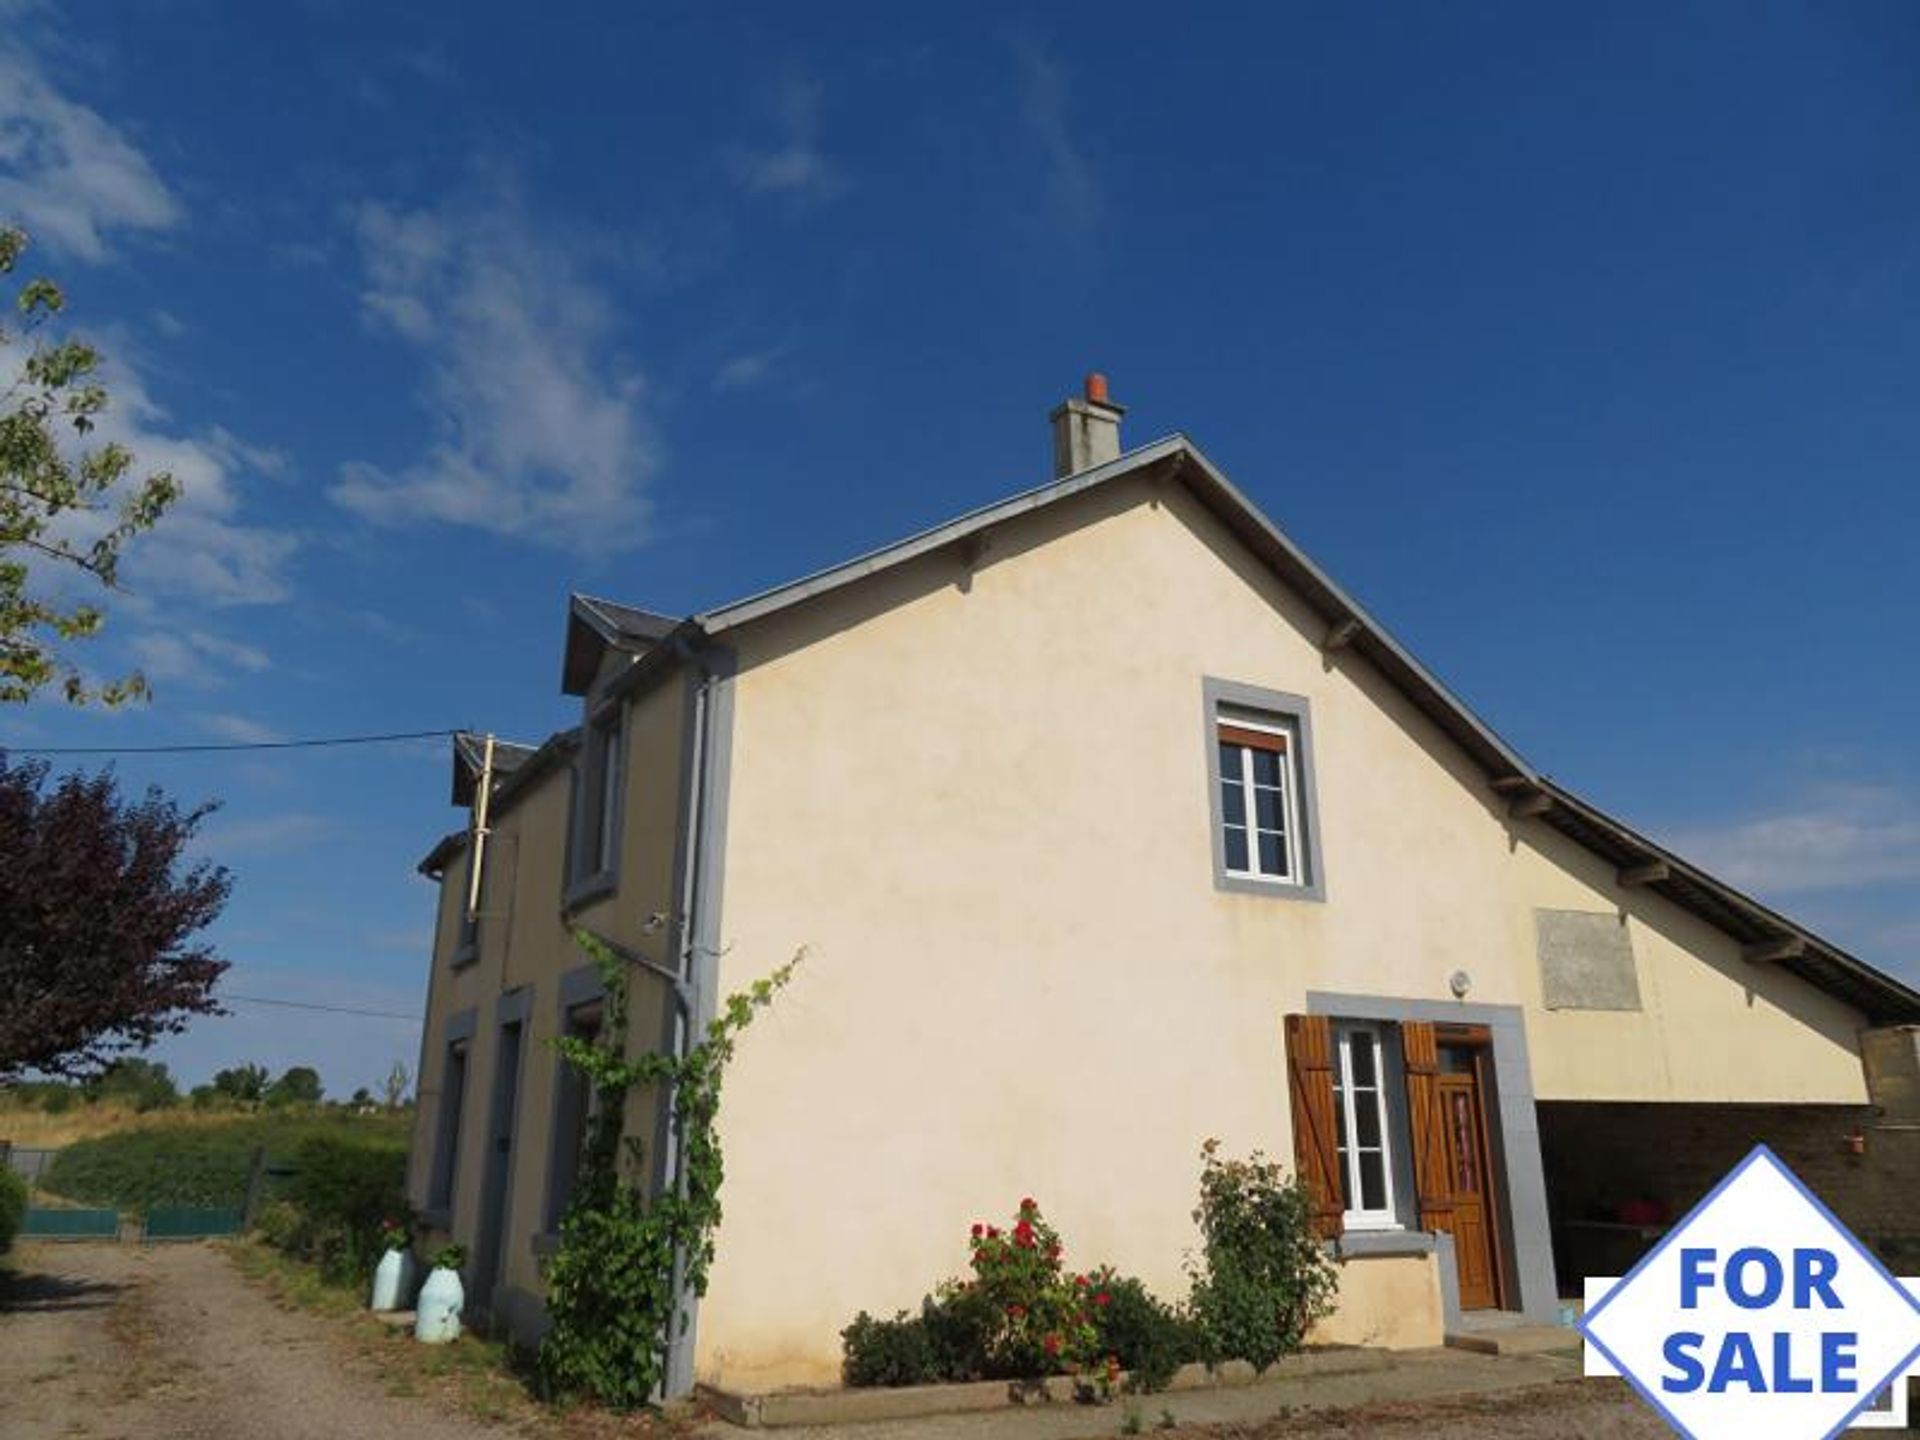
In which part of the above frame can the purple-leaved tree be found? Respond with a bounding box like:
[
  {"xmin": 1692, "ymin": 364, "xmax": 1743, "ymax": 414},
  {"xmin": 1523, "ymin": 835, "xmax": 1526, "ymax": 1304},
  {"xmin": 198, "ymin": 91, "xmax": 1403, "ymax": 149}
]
[{"xmin": 0, "ymin": 756, "xmax": 230, "ymax": 1078}]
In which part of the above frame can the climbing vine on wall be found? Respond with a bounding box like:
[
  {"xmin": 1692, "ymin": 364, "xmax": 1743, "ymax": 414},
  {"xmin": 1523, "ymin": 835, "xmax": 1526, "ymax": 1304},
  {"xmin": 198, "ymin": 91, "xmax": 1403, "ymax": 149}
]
[{"xmin": 537, "ymin": 929, "xmax": 802, "ymax": 1410}]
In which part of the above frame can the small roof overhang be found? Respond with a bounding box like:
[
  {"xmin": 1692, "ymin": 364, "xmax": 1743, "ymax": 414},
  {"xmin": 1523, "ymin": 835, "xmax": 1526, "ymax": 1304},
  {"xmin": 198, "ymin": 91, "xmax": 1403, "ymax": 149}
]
[{"xmin": 450, "ymin": 731, "xmax": 538, "ymax": 806}]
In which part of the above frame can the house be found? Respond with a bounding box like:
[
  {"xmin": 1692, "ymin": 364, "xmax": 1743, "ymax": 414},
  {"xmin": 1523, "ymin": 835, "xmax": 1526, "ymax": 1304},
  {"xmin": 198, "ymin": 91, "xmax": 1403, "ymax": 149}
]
[{"xmin": 408, "ymin": 378, "xmax": 1920, "ymax": 1397}]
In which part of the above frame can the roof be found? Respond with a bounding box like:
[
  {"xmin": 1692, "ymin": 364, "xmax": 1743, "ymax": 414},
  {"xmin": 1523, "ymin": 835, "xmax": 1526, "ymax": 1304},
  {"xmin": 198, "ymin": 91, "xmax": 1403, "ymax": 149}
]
[
  {"xmin": 449, "ymin": 434, "xmax": 1920, "ymax": 1023},
  {"xmin": 563, "ymin": 593, "xmax": 680, "ymax": 696},
  {"xmin": 421, "ymin": 728, "xmax": 580, "ymax": 874},
  {"xmin": 450, "ymin": 731, "xmax": 538, "ymax": 806}
]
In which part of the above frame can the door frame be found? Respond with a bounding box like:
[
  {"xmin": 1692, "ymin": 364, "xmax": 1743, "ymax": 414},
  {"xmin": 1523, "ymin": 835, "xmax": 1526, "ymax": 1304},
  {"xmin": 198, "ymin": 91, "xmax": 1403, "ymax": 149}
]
[
  {"xmin": 472, "ymin": 987, "xmax": 532, "ymax": 1314},
  {"xmin": 1434, "ymin": 1023, "xmax": 1513, "ymax": 1311}
]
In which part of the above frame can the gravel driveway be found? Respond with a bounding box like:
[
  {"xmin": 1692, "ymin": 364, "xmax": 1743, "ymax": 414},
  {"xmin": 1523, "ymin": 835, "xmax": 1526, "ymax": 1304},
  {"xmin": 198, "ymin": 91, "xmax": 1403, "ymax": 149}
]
[
  {"xmin": 1, "ymin": 1241, "xmax": 1665, "ymax": 1440},
  {"xmin": 0, "ymin": 1242, "xmax": 530, "ymax": 1440}
]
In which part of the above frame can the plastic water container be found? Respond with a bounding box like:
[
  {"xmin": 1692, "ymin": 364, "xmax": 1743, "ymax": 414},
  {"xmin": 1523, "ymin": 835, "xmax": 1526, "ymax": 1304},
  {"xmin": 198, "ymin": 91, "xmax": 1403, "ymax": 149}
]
[
  {"xmin": 414, "ymin": 1265, "xmax": 464, "ymax": 1343},
  {"xmin": 370, "ymin": 1248, "xmax": 416, "ymax": 1312}
]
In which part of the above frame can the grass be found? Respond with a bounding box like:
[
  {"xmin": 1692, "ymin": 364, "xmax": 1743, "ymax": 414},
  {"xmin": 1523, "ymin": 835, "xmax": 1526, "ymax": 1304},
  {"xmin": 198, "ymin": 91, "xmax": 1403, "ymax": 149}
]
[{"xmin": 29, "ymin": 1111, "xmax": 409, "ymax": 1213}]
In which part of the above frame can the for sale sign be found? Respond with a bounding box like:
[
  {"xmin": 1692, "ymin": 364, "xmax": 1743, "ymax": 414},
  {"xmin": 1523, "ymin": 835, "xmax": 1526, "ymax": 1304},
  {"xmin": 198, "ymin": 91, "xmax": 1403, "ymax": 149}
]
[{"xmin": 1579, "ymin": 1145, "xmax": 1920, "ymax": 1439}]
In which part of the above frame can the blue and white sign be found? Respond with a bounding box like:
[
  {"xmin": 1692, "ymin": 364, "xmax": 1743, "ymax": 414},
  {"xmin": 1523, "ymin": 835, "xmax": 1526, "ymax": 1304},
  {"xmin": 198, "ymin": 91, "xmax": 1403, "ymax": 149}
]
[{"xmin": 1580, "ymin": 1145, "xmax": 1920, "ymax": 1439}]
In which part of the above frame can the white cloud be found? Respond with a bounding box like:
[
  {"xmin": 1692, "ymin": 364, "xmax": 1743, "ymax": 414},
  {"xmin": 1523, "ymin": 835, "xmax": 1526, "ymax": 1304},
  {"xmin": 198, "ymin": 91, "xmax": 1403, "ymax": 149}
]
[
  {"xmin": 328, "ymin": 185, "xmax": 658, "ymax": 555},
  {"xmin": 0, "ymin": 44, "xmax": 183, "ymax": 262},
  {"xmin": 713, "ymin": 346, "xmax": 786, "ymax": 392},
  {"xmin": 728, "ymin": 79, "xmax": 843, "ymax": 201},
  {"xmin": 1014, "ymin": 39, "xmax": 1101, "ymax": 233},
  {"xmin": 196, "ymin": 712, "xmax": 284, "ymax": 744},
  {"xmin": 1663, "ymin": 784, "xmax": 1920, "ymax": 895},
  {"xmin": 129, "ymin": 629, "xmax": 270, "ymax": 688}
]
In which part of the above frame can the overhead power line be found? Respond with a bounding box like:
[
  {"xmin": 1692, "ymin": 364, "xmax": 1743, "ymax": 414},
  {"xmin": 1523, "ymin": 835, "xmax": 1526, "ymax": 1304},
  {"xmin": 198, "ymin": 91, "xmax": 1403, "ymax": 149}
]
[
  {"xmin": 2, "ymin": 727, "xmax": 461, "ymax": 757},
  {"xmin": 221, "ymin": 993, "xmax": 421, "ymax": 1023}
]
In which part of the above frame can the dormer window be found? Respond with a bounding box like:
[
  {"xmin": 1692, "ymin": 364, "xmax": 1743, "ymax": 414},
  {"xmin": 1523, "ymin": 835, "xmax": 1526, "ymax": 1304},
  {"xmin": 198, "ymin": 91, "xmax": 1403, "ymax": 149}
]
[{"xmin": 567, "ymin": 706, "xmax": 623, "ymax": 905}]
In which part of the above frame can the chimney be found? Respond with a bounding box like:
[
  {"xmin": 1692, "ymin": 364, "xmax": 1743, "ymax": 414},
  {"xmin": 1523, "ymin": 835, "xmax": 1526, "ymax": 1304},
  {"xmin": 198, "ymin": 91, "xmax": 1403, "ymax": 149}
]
[{"xmin": 1049, "ymin": 373, "xmax": 1125, "ymax": 478}]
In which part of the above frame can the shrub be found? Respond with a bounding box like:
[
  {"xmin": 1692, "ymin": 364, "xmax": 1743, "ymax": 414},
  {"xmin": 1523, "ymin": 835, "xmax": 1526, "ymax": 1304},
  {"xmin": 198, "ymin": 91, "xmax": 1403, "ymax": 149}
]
[
  {"xmin": 841, "ymin": 1311, "xmax": 939, "ymax": 1387},
  {"xmin": 1185, "ymin": 1140, "xmax": 1339, "ymax": 1372},
  {"xmin": 0, "ymin": 1166, "xmax": 25, "ymax": 1253},
  {"xmin": 922, "ymin": 1279, "xmax": 997, "ymax": 1381},
  {"xmin": 278, "ymin": 1134, "xmax": 407, "ymax": 1284},
  {"xmin": 962, "ymin": 1198, "xmax": 1099, "ymax": 1379},
  {"xmin": 1083, "ymin": 1268, "xmax": 1201, "ymax": 1392}
]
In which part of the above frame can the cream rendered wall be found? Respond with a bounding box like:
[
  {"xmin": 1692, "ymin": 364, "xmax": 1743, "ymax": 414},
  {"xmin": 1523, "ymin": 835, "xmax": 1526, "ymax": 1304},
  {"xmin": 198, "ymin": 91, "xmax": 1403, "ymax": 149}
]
[
  {"xmin": 409, "ymin": 667, "xmax": 693, "ymax": 1320},
  {"xmin": 695, "ymin": 474, "xmax": 1868, "ymax": 1389}
]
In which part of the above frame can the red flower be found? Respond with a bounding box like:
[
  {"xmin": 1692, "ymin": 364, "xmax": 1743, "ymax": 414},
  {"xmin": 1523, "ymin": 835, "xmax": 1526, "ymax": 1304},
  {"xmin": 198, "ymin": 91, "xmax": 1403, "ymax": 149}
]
[
  {"xmin": 1013, "ymin": 1220, "xmax": 1035, "ymax": 1247},
  {"xmin": 986, "ymin": 1226, "xmax": 1000, "ymax": 1239},
  {"xmin": 970, "ymin": 1223, "xmax": 984, "ymax": 1238},
  {"xmin": 1074, "ymin": 1274, "xmax": 1089, "ymax": 1287},
  {"xmin": 1046, "ymin": 1244, "xmax": 1061, "ymax": 1260},
  {"xmin": 1043, "ymin": 1334, "xmax": 1062, "ymax": 1356},
  {"xmin": 1095, "ymin": 1292, "xmax": 1112, "ymax": 1307},
  {"xmin": 1007, "ymin": 1303, "xmax": 1026, "ymax": 1319},
  {"xmin": 1020, "ymin": 1196, "xmax": 1036, "ymax": 1211}
]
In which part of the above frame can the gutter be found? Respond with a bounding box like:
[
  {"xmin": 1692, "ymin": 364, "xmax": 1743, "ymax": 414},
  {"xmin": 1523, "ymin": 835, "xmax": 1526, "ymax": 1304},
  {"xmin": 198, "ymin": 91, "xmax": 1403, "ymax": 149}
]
[{"xmin": 660, "ymin": 630, "xmax": 732, "ymax": 1400}]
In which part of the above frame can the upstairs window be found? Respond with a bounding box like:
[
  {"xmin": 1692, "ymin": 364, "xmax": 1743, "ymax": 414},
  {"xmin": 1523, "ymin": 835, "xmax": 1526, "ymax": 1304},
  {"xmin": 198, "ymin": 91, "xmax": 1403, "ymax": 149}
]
[
  {"xmin": 1205, "ymin": 681, "xmax": 1323, "ymax": 899},
  {"xmin": 568, "ymin": 707, "xmax": 624, "ymax": 902},
  {"xmin": 1217, "ymin": 712, "xmax": 1304, "ymax": 884}
]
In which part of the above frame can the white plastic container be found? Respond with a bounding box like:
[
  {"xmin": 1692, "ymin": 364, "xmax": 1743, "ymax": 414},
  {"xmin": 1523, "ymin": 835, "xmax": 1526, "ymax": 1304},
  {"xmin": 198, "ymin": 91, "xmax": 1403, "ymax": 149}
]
[
  {"xmin": 370, "ymin": 1247, "xmax": 416, "ymax": 1312},
  {"xmin": 413, "ymin": 1264, "xmax": 464, "ymax": 1343}
]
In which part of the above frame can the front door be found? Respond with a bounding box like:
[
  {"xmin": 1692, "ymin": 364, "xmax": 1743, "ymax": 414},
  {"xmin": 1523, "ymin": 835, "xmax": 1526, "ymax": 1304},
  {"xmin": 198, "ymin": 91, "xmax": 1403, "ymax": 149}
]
[
  {"xmin": 1437, "ymin": 1042, "xmax": 1505, "ymax": 1310},
  {"xmin": 472, "ymin": 1017, "xmax": 524, "ymax": 1315}
]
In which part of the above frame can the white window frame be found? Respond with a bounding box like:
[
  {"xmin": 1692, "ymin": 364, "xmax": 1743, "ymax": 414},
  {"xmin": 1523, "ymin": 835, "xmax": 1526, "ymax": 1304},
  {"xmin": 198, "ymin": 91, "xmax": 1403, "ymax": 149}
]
[
  {"xmin": 1332, "ymin": 1024, "xmax": 1398, "ymax": 1231},
  {"xmin": 1217, "ymin": 711, "xmax": 1305, "ymax": 886}
]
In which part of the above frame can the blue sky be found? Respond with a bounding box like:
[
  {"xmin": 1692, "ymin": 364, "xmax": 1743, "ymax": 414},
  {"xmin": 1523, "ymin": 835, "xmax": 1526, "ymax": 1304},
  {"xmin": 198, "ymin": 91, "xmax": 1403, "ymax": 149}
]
[{"xmin": 1, "ymin": 2, "xmax": 1916, "ymax": 1093}]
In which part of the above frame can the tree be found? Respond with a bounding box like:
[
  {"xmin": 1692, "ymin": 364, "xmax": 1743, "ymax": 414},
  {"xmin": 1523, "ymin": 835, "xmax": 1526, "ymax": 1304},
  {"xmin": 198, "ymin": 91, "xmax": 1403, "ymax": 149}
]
[
  {"xmin": 0, "ymin": 756, "xmax": 228, "ymax": 1078},
  {"xmin": 210, "ymin": 1062, "xmax": 267, "ymax": 1104},
  {"xmin": 381, "ymin": 1060, "xmax": 411, "ymax": 1109},
  {"xmin": 1, "ymin": 227, "xmax": 180, "ymax": 705},
  {"xmin": 87, "ymin": 1057, "xmax": 178, "ymax": 1111},
  {"xmin": 265, "ymin": 1065, "xmax": 322, "ymax": 1108}
]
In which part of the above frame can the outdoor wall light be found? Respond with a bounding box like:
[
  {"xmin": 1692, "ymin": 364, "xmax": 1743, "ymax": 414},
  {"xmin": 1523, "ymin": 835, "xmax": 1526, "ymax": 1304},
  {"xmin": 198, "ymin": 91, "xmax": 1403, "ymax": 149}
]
[{"xmin": 1449, "ymin": 969, "xmax": 1473, "ymax": 999}]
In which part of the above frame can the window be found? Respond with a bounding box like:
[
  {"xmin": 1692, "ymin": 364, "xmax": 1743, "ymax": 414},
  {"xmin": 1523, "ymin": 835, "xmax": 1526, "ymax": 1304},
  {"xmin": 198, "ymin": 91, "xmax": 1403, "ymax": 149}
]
[
  {"xmin": 1204, "ymin": 681, "xmax": 1322, "ymax": 899},
  {"xmin": 1330, "ymin": 1026, "xmax": 1396, "ymax": 1228},
  {"xmin": 568, "ymin": 708, "xmax": 624, "ymax": 900},
  {"xmin": 544, "ymin": 1000, "xmax": 604, "ymax": 1230},
  {"xmin": 428, "ymin": 1039, "xmax": 470, "ymax": 1212},
  {"xmin": 1216, "ymin": 711, "xmax": 1304, "ymax": 883}
]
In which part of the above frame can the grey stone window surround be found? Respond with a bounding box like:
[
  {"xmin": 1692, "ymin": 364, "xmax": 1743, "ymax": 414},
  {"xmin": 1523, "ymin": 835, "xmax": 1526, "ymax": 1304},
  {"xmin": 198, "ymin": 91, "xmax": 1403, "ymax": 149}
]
[
  {"xmin": 425, "ymin": 1005, "xmax": 479, "ymax": 1225},
  {"xmin": 537, "ymin": 963, "xmax": 609, "ymax": 1245},
  {"xmin": 1203, "ymin": 677, "xmax": 1326, "ymax": 901},
  {"xmin": 1307, "ymin": 991, "xmax": 1561, "ymax": 1328},
  {"xmin": 564, "ymin": 691, "xmax": 625, "ymax": 912}
]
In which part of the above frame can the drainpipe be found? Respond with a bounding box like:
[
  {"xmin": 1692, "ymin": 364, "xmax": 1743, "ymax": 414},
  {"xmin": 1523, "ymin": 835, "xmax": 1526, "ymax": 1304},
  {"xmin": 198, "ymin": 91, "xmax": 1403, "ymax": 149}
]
[{"xmin": 659, "ymin": 637, "xmax": 727, "ymax": 1401}]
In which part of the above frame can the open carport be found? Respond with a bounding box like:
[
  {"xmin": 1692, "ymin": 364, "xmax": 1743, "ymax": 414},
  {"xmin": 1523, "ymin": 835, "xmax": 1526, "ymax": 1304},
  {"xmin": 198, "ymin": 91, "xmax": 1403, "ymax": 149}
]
[{"xmin": 1535, "ymin": 1099, "xmax": 1898, "ymax": 1297}]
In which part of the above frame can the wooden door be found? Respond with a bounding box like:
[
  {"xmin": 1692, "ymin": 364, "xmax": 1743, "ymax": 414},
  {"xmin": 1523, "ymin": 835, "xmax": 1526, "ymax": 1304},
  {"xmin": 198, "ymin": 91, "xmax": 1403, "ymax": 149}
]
[{"xmin": 1437, "ymin": 1066, "xmax": 1500, "ymax": 1310}]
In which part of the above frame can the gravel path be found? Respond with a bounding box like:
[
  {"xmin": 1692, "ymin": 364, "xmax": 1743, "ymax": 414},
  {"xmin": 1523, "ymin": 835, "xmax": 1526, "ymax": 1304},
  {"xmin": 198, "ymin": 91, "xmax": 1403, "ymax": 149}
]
[
  {"xmin": 0, "ymin": 1242, "xmax": 528, "ymax": 1440},
  {"xmin": 1, "ymin": 1242, "xmax": 1664, "ymax": 1440}
]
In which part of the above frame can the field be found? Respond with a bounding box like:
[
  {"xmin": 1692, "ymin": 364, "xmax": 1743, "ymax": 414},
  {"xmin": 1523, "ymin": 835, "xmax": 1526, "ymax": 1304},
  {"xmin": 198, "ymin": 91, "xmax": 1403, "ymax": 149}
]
[{"xmin": 1, "ymin": 1102, "xmax": 411, "ymax": 1212}]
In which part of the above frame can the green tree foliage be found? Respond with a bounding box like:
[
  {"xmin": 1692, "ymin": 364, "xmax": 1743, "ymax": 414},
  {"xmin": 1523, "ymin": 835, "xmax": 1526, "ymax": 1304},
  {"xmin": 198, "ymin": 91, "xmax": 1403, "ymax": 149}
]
[
  {"xmin": 0, "ymin": 1166, "xmax": 25, "ymax": 1254},
  {"xmin": 265, "ymin": 1065, "xmax": 323, "ymax": 1108},
  {"xmin": 0, "ymin": 226, "xmax": 180, "ymax": 705},
  {"xmin": 87, "ymin": 1057, "xmax": 179, "ymax": 1111},
  {"xmin": 211, "ymin": 1063, "xmax": 268, "ymax": 1104}
]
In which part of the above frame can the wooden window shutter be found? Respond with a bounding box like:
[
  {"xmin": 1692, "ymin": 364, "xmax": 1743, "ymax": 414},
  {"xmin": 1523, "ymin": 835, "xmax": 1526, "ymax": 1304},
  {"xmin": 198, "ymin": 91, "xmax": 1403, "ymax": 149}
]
[
  {"xmin": 1282, "ymin": 1013, "xmax": 1344, "ymax": 1239},
  {"xmin": 1400, "ymin": 1021, "xmax": 1455, "ymax": 1234}
]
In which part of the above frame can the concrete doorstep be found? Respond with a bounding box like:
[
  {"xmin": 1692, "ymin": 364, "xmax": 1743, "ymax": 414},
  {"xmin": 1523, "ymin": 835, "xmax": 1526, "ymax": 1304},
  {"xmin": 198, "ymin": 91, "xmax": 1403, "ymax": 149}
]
[
  {"xmin": 698, "ymin": 1347, "xmax": 1393, "ymax": 1429},
  {"xmin": 1443, "ymin": 1325, "xmax": 1578, "ymax": 1358}
]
